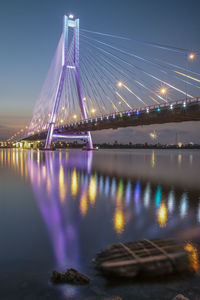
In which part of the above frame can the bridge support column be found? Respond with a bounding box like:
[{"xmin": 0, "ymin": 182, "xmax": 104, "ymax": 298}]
[{"xmin": 44, "ymin": 15, "xmax": 94, "ymax": 150}]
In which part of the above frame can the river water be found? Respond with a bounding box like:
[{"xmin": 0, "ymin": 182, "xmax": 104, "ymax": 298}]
[{"xmin": 0, "ymin": 148, "xmax": 200, "ymax": 300}]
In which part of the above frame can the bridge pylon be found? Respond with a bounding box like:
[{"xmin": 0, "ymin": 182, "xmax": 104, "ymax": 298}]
[{"xmin": 45, "ymin": 15, "xmax": 93, "ymax": 150}]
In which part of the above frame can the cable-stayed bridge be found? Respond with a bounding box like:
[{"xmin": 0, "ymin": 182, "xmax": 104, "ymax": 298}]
[{"xmin": 8, "ymin": 15, "xmax": 200, "ymax": 148}]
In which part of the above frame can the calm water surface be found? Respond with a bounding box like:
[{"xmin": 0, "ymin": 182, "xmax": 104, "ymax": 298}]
[{"xmin": 0, "ymin": 149, "xmax": 200, "ymax": 300}]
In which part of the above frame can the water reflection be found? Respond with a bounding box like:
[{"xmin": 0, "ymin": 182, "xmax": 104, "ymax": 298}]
[
  {"xmin": 71, "ymin": 169, "xmax": 78, "ymax": 196},
  {"xmin": 180, "ymin": 193, "xmax": 188, "ymax": 218},
  {"xmin": 168, "ymin": 190, "xmax": 175, "ymax": 213},
  {"xmin": 185, "ymin": 243, "xmax": 199, "ymax": 272},
  {"xmin": 1, "ymin": 149, "xmax": 200, "ymax": 277},
  {"xmin": 88, "ymin": 175, "xmax": 97, "ymax": 206},
  {"xmin": 144, "ymin": 183, "xmax": 151, "ymax": 208},
  {"xmin": 157, "ymin": 203, "xmax": 168, "ymax": 228}
]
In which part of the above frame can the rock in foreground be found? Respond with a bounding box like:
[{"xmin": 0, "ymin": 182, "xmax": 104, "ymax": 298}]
[
  {"xmin": 51, "ymin": 268, "xmax": 90, "ymax": 285},
  {"xmin": 172, "ymin": 295, "xmax": 189, "ymax": 300}
]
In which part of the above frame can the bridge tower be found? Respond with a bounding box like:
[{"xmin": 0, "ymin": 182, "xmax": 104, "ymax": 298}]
[{"xmin": 45, "ymin": 15, "xmax": 93, "ymax": 149}]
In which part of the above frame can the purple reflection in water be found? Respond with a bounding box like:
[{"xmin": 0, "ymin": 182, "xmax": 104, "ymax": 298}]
[{"xmin": 27, "ymin": 150, "xmax": 93, "ymax": 272}]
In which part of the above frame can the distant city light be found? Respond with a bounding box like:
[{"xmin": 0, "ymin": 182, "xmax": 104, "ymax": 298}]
[{"xmin": 150, "ymin": 131, "xmax": 157, "ymax": 140}]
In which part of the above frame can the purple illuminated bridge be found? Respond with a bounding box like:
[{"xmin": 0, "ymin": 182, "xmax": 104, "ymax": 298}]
[{"xmin": 8, "ymin": 14, "xmax": 200, "ymax": 147}]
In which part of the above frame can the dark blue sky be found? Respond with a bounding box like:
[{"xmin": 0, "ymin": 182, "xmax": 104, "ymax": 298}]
[{"xmin": 0, "ymin": 0, "xmax": 200, "ymax": 143}]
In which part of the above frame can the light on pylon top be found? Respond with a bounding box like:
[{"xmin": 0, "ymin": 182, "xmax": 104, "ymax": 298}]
[{"xmin": 69, "ymin": 14, "xmax": 74, "ymax": 19}]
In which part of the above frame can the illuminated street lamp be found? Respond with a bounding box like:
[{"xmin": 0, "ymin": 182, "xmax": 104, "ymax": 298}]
[
  {"xmin": 188, "ymin": 53, "xmax": 195, "ymax": 61},
  {"xmin": 160, "ymin": 87, "xmax": 168, "ymax": 102},
  {"xmin": 160, "ymin": 87, "xmax": 167, "ymax": 95},
  {"xmin": 117, "ymin": 81, "xmax": 123, "ymax": 88}
]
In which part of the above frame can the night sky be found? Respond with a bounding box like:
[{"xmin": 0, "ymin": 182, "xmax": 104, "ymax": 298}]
[{"xmin": 0, "ymin": 0, "xmax": 200, "ymax": 143}]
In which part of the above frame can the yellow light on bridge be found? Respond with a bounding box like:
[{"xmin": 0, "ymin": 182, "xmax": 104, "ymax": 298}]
[
  {"xmin": 60, "ymin": 119, "xmax": 64, "ymax": 123},
  {"xmin": 62, "ymin": 106, "xmax": 65, "ymax": 111},
  {"xmin": 160, "ymin": 87, "xmax": 167, "ymax": 95},
  {"xmin": 117, "ymin": 81, "xmax": 123, "ymax": 88},
  {"xmin": 83, "ymin": 97, "xmax": 86, "ymax": 101},
  {"xmin": 188, "ymin": 53, "xmax": 195, "ymax": 60},
  {"xmin": 91, "ymin": 108, "xmax": 96, "ymax": 113},
  {"xmin": 73, "ymin": 114, "xmax": 77, "ymax": 119}
]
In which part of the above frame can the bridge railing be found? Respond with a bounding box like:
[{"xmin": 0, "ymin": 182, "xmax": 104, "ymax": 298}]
[
  {"xmin": 64, "ymin": 97, "xmax": 200, "ymax": 128},
  {"xmin": 25, "ymin": 97, "xmax": 200, "ymax": 140}
]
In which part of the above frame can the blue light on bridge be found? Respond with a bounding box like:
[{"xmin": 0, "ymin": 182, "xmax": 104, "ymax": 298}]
[
  {"xmin": 157, "ymin": 108, "xmax": 161, "ymax": 112},
  {"xmin": 136, "ymin": 111, "xmax": 140, "ymax": 116}
]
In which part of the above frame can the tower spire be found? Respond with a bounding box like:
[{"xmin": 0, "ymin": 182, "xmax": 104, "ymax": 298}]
[{"xmin": 45, "ymin": 15, "xmax": 93, "ymax": 150}]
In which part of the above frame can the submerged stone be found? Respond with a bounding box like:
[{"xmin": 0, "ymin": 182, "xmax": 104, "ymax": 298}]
[{"xmin": 51, "ymin": 268, "xmax": 90, "ymax": 285}]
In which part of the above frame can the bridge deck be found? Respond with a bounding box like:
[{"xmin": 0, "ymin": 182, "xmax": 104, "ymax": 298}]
[{"xmin": 24, "ymin": 98, "xmax": 200, "ymax": 141}]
